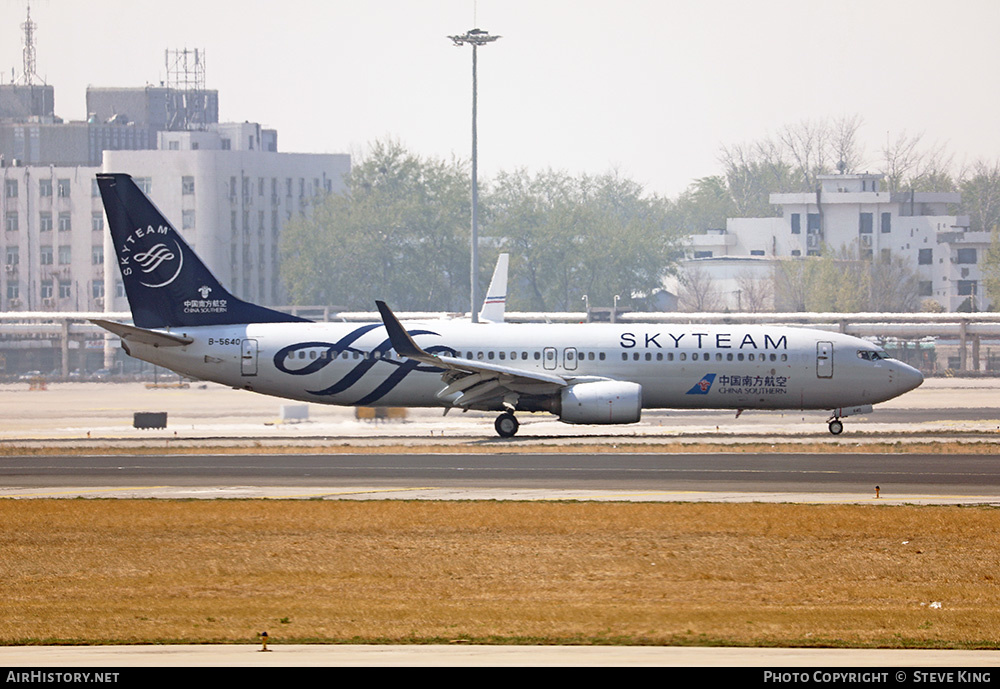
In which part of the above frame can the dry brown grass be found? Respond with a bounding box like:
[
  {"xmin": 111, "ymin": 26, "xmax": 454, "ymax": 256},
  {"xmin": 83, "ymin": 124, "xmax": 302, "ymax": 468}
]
[{"xmin": 2, "ymin": 500, "xmax": 1000, "ymax": 648}]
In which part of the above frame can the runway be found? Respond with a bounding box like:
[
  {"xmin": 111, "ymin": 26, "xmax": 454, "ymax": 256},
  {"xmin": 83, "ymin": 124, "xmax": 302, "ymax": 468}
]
[{"xmin": 3, "ymin": 451, "xmax": 1000, "ymax": 504}]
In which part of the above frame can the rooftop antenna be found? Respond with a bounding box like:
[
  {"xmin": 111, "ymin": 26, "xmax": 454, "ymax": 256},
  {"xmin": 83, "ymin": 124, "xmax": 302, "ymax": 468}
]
[
  {"xmin": 164, "ymin": 48, "xmax": 208, "ymax": 129},
  {"xmin": 20, "ymin": 1, "xmax": 42, "ymax": 86}
]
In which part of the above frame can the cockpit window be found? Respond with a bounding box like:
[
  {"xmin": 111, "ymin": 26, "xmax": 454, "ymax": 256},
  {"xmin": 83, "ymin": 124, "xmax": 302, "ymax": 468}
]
[{"xmin": 857, "ymin": 349, "xmax": 892, "ymax": 361}]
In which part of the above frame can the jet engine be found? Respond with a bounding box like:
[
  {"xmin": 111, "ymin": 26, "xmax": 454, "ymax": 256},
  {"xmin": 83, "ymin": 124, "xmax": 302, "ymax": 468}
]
[{"xmin": 559, "ymin": 380, "xmax": 642, "ymax": 424}]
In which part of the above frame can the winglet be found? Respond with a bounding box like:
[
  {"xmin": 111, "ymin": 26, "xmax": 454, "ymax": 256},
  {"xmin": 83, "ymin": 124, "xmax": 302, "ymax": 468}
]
[{"xmin": 375, "ymin": 300, "xmax": 432, "ymax": 360}]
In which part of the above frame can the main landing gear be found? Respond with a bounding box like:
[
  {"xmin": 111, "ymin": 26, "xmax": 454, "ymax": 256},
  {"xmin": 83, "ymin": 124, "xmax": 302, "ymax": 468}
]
[
  {"xmin": 828, "ymin": 418, "xmax": 844, "ymax": 435},
  {"xmin": 495, "ymin": 412, "xmax": 519, "ymax": 438}
]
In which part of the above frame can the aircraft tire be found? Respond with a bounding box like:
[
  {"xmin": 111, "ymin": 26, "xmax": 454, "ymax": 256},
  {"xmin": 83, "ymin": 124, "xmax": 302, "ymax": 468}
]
[
  {"xmin": 828, "ymin": 419, "xmax": 844, "ymax": 435},
  {"xmin": 495, "ymin": 412, "xmax": 519, "ymax": 438}
]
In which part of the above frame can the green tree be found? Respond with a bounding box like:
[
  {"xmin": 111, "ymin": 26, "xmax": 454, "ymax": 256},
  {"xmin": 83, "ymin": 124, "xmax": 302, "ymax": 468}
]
[
  {"xmin": 484, "ymin": 170, "xmax": 682, "ymax": 311},
  {"xmin": 673, "ymin": 176, "xmax": 737, "ymax": 232},
  {"xmin": 280, "ymin": 140, "xmax": 470, "ymax": 310},
  {"xmin": 960, "ymin": 159, "xmax": 1000, "ymax": 234},
  {"xmin": 982, "ymin": 228, "xmax": 1000, "ymax": 311}
]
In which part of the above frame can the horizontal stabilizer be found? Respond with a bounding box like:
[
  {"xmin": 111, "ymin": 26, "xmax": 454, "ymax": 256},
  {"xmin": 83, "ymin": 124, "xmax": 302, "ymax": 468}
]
[{"xmin": 90, "ymin": 319, "xmax": 193, "ymax": 348}]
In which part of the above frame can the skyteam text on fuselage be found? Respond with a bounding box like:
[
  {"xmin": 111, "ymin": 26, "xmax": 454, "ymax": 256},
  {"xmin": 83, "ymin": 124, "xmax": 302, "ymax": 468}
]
[{"xmin": 92, "ymin": 173, "xmax": 924, "ymax": 438}]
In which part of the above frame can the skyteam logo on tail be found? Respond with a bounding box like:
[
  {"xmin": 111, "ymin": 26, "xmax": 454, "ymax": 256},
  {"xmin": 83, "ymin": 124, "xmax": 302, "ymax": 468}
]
[
  {"xmin": 118, "ymin": 225, "xmax": 184, "ymax": 288},
  {"xmin": 686, "ymin": 373, "xmax": 716, "ymax": 395}
]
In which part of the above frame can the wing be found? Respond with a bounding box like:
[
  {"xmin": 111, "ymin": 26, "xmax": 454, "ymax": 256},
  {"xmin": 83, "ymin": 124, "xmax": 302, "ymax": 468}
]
[{"xmin": 376, "ymin": 300, "xmax": 567, "ymax": 409}]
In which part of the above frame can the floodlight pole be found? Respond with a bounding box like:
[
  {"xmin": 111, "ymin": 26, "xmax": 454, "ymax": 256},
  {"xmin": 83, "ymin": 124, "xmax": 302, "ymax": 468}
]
[{"xmin": 449, "ymin": 28, "xmax": 500, "ymax": 323}]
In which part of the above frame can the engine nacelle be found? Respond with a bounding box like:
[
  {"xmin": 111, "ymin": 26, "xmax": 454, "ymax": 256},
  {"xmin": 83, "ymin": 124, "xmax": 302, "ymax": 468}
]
[{"xmin": 559, "ymin": 380, "xmax": 642, "ymax": 425}]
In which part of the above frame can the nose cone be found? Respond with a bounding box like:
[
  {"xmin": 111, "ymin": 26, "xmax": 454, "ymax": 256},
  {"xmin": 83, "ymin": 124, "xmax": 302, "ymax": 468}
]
[{"xmin": 895, "ymin": 362, "xmax": 924, "ymax": 394}]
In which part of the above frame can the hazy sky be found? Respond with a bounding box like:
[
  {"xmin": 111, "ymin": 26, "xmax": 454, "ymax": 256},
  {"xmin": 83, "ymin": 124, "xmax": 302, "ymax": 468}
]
[{"xmin": 3, "ymin": 0, "xmax": 999, "ymax": 197}]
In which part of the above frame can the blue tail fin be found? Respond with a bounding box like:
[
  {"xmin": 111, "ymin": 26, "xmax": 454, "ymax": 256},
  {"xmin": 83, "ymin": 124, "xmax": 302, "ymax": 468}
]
[{"xmin": 97, "ymin": 173, "xmax": 307, "ymax": 329}]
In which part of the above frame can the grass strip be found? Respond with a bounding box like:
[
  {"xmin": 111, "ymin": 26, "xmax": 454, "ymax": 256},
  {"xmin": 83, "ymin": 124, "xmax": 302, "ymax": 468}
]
[{"xmin": 2, "ymin": 500, "xmax": 999, "ymax": 648}]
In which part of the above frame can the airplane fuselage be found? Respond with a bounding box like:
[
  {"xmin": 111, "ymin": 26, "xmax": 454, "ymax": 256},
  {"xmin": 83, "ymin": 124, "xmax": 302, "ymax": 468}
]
[{"xmin": 122, "ymin": 320, "xmax": 922, "ymax": 415}]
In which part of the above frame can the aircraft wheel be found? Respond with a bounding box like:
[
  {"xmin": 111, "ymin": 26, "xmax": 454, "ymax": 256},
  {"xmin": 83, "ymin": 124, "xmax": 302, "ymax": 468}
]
[
  {"xmin": 495, "ymin": 412, "xmax": 519, "ymax": 438},
  {"xmin": 828, "ymin": 419, "xmax": 844, "ymax": 435}
]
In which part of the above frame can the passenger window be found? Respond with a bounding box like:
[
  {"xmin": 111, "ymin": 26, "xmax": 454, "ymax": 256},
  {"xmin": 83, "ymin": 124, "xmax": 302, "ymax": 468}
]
[
  {"xmin": 656, "ymin": 352, "xmax": 663, "ymax": 361},
  {"xmin": 488, "ymin": 351, "xmax": 495, "ymax": 360},
  {"xmin": 680, "ymin": 353, "xmax": 687, "ymax": 361},
  {"xmin": 692, "ymin": 353, "xmax": 699, "ymax": 361},
  {"xmin": 737, "ymin": 353, "xmax": 744, "ymax": 361},
  {"xmin": 727, "ymin": 353, "xmax": 733, "ymax": 361},
  {"xmin": 633, "ymin": 352, "xmax": 640, "ymax": 361},
  {"xmin": 667, "ymin": 353, "xmax": 674, "ymax": 361},
  {"xmin": 499, "ymin": 352, "xmax": 506, "ymax": 360},
  {"xmin": 622, "ymin": 353, "xmax": 628, "ymax": 361},
  {"xmin": 645, "ymin": 352, "xmax": 651, "ymax": 361},
  {"xmin": 599, "ymin": 352, "xmax": 605, "ymax": 360}
]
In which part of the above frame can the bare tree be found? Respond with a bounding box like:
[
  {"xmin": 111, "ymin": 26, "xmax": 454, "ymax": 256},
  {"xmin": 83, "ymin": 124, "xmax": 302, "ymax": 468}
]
[
  {"xmin": 778, "ymin": 119, "xmax": 832, "ymax": 190},
  {"xmin": 880, "ymin": 130, "xmax": 953, "ymax": 193},
  {"xmin": 677, "ymin": 264, "xmax": 722, "ymax": 312},
  {"xmin": 735, "ymin": 270, "xmax": 774, "ymax": 313},
  {"xmin": 829, "ymin": 114, "xmax": 867, "ymax": 174},
  {"xmin": 869, "ymin": 255, "xmax": 920, "ymax": 312}
]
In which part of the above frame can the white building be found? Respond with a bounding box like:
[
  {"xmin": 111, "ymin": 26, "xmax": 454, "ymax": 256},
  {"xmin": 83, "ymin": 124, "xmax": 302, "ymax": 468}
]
[
  {"xmin": 2, "ymin": 165, "xmax": 106, "ymax": 312},
  {"xmin": 680, "ymin": 173, "xmax": 986, "ymax": 312},
  {"xmin": 0, "ymin": 123, "xmax": 349, "ymax": 316}
]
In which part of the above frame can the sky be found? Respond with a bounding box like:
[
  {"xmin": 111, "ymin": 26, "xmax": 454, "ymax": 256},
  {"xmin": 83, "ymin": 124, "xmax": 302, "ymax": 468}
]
[{"xmin": 3, "ymin": 0, "xmax": 1000, "ymax": 198}]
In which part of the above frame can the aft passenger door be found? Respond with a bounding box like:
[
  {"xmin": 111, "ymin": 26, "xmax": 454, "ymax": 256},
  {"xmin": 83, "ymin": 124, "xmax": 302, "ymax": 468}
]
[
  {"xmin": 241, "ymin": 339, "xmax": 258, "ymax": 376},
  {"xmin": 816, "ymin": 341, "xmax": 833, "ymax": 379}
]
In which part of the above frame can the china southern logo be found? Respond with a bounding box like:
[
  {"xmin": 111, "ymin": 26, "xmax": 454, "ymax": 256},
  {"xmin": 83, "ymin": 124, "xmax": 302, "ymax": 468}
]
[{"xmin": 686, "ymin": 373, "xmax": 716, "ymax": 395}]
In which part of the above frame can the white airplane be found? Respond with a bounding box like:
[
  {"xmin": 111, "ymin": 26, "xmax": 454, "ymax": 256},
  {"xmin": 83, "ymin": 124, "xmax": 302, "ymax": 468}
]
[{"xmin": 92, "ymin": 173, "xmax": 924, "ymax": 438}]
